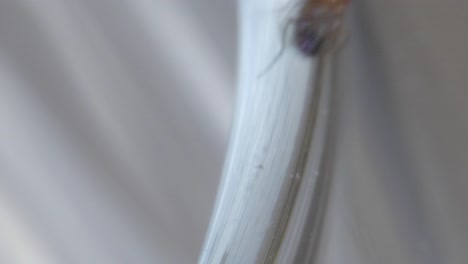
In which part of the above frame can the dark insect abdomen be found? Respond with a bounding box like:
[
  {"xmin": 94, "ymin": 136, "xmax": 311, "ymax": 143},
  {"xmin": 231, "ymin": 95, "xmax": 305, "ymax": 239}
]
[{"xmin": 294, "ymin": 22, "xmax": 323, "ymax": 56}]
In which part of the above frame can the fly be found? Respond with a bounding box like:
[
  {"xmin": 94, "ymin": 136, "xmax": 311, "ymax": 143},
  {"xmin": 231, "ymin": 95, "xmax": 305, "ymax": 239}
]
[
  {"xmin": 294, "ymin": 0, "xmax": 350, "ymax": 56},
  {"xmin": 260, "ymin": 0, "xmax": 350, "ymax": 75}
]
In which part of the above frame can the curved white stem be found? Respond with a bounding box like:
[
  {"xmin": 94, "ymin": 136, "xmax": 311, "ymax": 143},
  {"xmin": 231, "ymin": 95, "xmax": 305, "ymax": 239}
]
[{"xmin": 199, "ymin": 0, "xmax": 338, "ymax": 263}]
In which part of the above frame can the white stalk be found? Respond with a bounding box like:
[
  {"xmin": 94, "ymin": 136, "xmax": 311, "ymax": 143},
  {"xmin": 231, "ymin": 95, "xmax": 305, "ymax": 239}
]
[{"xmin": 199, "ymin": 0, "xmax": 339, "ymax": 263}]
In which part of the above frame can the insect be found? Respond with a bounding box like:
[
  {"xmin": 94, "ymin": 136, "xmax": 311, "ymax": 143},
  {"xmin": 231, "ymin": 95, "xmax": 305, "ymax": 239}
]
[
  {"xmin": 294, "ymin": 0, "xmax": 350, "ymax": 56},
  {"xmin": 260, "ymin": 0, "xmax": 350, "ymax": 75}
]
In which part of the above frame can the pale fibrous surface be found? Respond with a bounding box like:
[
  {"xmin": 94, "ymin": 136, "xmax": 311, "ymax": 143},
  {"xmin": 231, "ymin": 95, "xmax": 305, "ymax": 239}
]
[{"xmin": 200, "ymin": 0, "xmax": 344, "ymax": 263}]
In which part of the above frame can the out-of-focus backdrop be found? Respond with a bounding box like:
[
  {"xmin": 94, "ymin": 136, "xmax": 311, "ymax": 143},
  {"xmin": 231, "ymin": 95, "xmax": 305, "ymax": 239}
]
[
  {"xmin": 0, "ymin": 0, "xmax": 235, "ymax": 263},
  {"xmin": 1, "ymin": 0, "xmax": 468, "ymax": 264}
]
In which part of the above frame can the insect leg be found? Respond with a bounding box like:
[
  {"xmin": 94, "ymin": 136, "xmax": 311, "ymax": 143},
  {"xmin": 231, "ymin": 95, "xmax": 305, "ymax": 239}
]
[{"xmin": 258, "ymin": 19, "xmax": 297, "ymax": 77}]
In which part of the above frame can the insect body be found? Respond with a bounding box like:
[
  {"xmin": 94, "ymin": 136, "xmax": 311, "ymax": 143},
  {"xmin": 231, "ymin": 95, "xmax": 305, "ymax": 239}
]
[
  {"xmin": 294, "ymin": 0, "xmax": 350, "ymax": 56},
  {"xmin": 259, "ymin": 0, "xmax": 350, "ymax": 76}
]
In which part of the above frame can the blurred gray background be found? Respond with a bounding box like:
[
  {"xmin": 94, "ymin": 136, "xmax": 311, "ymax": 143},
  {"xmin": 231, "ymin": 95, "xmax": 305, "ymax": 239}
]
[
  {"xmin": 0, "ymin": 0, "xmax": 235, "ymax": 263},
  {"xmin": 0, "ymin": 0, "xmax": 467, "ymax": 263}
]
